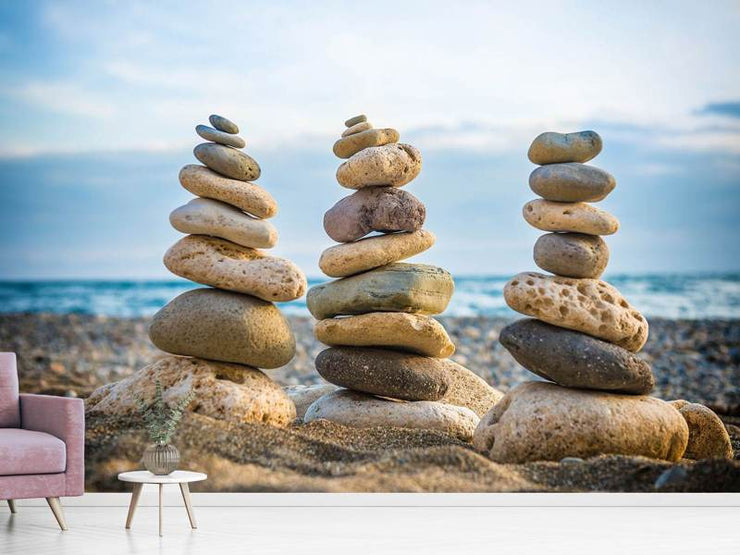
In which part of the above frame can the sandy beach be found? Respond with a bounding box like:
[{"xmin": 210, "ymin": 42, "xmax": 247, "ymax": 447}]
[{"xmin": 2, "ymin": 312, "xmax": 738, "ymax": 493}]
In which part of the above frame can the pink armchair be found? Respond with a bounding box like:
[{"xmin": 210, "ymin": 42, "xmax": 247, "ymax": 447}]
[{"xmin": 0, "ymin": 352, "xmax": 84, "ymax": 530}]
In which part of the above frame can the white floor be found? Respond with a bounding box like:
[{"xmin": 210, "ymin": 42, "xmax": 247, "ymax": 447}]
[{"xmin": 1, "ymin": 500, "xmax": 738, "ymax": 555}]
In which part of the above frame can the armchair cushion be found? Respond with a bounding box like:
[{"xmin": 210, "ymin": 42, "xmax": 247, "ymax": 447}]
[
  {"xmin": 0, "ymin": 352, "xmax": 20, "ymax": 427},
  {"xmin": 0, "ymin": 429, "xmax": 66, "ymax": 476}
]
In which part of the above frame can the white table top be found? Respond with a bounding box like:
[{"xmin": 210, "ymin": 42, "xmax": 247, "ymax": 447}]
[{"xmin": 118, "ymin": 470, "xmax": 207, "ymax": 484}]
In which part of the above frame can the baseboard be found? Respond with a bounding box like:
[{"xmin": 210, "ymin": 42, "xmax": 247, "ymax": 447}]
[{"xmin": 11, "ymin": 492, "xmax": 739, "ymax": 507}]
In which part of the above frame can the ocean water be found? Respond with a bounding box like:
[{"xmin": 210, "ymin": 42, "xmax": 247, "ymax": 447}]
[{"xmin": 1, "ymin": 274, "xmax": 739, "ymax": 319}]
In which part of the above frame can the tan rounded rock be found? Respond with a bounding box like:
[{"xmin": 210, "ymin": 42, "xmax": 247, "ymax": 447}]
[
  {"xmin": 209, "ymin": 114, "xmax": 239, "ymax": 134},
  {"xmin": 170, "ymin": 198, "xmax": 278, "ymax": 249},
  {"xmin": 179, "ymin": 165, "xmax": 277, "ymax": 218},
  {"xmin": 530, "ymin": 163, "xmax": 616, "ymax": 203},
  {"xmin": 474, "ymin": 381, "xmax": 688, "ymax": 463},
  {"xmin": 164, "ymin": 235, "xmax": 307, "ymax": 302},
  {"xmin": 86, "ymin": 356, "xmax": 296, "ymax": 426},
  {"xmin": 333, "ymin": 128, "xmax": 399, "ymax": 159},
  {"xmin": 319, "ymin": 230, "xmax": 435, "ymax": 277},
  {"xmin": 284, "ymin": 383, "xmax": 339, "ymax": 420},
  {"xmin": 194, "ymin": 143, "xmax": 261, "ymax": 181},
  {"xmin": 504, "ymin": 272, "xmax": 648, "ymax": 352},
  {"xmin": 670, "ymin": 400, "xmax": 734, "ymax": 460},
  {"xmin": 315, "ymin": 312, "xmax": 455, "ymax": 358},
  {"xmin": 304, "ymin": 389, "xmax": 480, "ymax": 441},
  {"xmin": 533, "ymin": 232, "xmax": 609, "ymax": 279},
  {"xmin": 149, "ymin": 288, "xmax": 296, "ymax": 368},
  {"xmin": 342, "ymin": 121, "xmax": 372, "ymax": 137},
  {"xmin": 523, "ymin": 199, "xmax": 619, "ymax": 235},
  {"xmin": 437, "ymin": 360, "xmax": 504, "ymax": 417},
  {"xmin": 195, "ymin": 124, "xmax": 246, "ymax": 148},
  {"xmin": 307, "ymin": 263, "xmax": 454, "ymax": 320},
  {"xmin": 528, "ymin": 130, "xmax": 602, "ymax": 165},
  {"xmin": 336, "ymin": 143, "xmax": 422, "ymax": 188}
]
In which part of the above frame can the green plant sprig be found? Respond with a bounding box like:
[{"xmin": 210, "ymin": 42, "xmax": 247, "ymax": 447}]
[{"xmin": 135, "ymin": 376, "xmax": 195, "ymax": 445}]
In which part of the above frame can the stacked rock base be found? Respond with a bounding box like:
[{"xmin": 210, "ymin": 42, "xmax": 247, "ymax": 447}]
[
  {"xmin": 304, "ymin": 115, "xmax": 502, "ymax": 441},
  {"xmin": 475, "ymin": 131, "xmax": 691, "ymax": 462},
  {"xmin": 140, "ymin": 115, "xmax": 307, "ymax": 425}
]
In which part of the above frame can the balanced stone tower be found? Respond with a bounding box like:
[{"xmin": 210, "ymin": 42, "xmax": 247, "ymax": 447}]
[
  {"xmin": 143, "ymin": 114, "xmax": 307, "ymax": 426},
  {"xmin": 473, "ymin": 131, "xmax": 690, "ymax": 462},
  {"xmin": 303, "ymin": 114, "xmax": 503, "ymax": 441}
]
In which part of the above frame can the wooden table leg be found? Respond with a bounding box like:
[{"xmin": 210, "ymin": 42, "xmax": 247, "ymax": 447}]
[
  {"xmin": 179, "ymin": 483, "xmax": 197, "ymax": 529},
  {"xmin": 125, "ymin": 483, "xmax": 143, "ymax": 529},
  {"xmin": 158, "ymin": 484, "xmax": 163, "ymax": 537}
]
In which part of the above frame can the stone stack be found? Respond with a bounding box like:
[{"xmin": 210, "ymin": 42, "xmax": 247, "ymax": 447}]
[
  {"xmin": 303, "ymin": 114, "xmax": 503, "ymax": 441},
  {"xmin": 474, "ymin": 130, "xmax": 690, "ymax": 462},
  {"xmin": 143, "ymin": 114, "xmax": 307, "ymax": 426}
]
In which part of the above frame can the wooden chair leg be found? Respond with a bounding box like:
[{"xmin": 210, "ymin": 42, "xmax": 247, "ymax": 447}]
[
  {"xmin": 46, "ymin": 497, "xmax": 68, "ymax": 531},
  {"xmin": 179, "ymin": 483, "xmax": 197, "ymax": 529},
  {"xmin": 125, "ymin": 483, "xmax": 143, "ymax": 529},
  {"xmin": 7, "ymin": 499, "xmax": 16, "ymax": 513}
]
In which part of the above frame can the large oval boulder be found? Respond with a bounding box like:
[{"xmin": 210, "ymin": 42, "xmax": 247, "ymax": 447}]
[
  {"xmin": 324, "ymin": 187, "xmax": 425, "ymax": 243},
  {"xmin": 86, "ymin": 356, "xmax": 296, "ymax": 426},
  {"xmin": 499, "ymin": 319, "xmax": 654, "ymax": 394},
  {"xmin": 474, "ymin": 381, "xmax": 689, "ymax": 463},
  {"xmin": 307, "ymin": 263, "xmax": 454, "ymax": 320},
  {"xmin": 504, "ymin": 272, "xmax": 648, "ymax": 352},
  {"xmin": 164, "ymin": 235, "xmax": 307, "ymax": 302},
  {"xmin": 149, "ymin": 288, "xmax": 296, "ymax": 368}
]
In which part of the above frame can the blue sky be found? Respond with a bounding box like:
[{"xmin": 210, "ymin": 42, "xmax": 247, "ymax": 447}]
[{"xmin": 0, "ymin": 0, "xmax": 739, "ymax": 279}]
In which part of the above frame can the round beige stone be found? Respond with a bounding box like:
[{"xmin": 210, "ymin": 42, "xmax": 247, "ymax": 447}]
[
  {"xmin": 170, "ymin": 198, "xmax": 278, "ymax": 249},
  {"xmin": 528, "ymin": 131, "xmax": 602, "ymax": 165},
  {"xmin": 179, "ymin": 165, "xmax": 277, "ymax": 218},
  {"xmin": 523, "ymin": 199, "xmax": 619, "ymax": 235},
  {"xmin": 196, "ymin": 124, "xmax": 246, "ymax": 148},
  {"xmin": 504, "ymin": 272, "xmax": 648, "ymax": 352},
  {"xmin": 533, "ymin": 232, "xmax": 610, "ymax": 279},
  {"xmin": 336, "ymin": 143, "xmax": 422, "ymax": 189},
  {"xmin": 284, "ymin": 384, "xmax": 339, "ymax": 420},
  {"xmin": 670, "ymin": 400, "xmax": 734, "ymax": 460},
  {"xmin": 86, "ymin": 356, "xmax": 296, "ymax": 426},
  {"xmin": 345, "ymin": 114, "xmax": 367, "ymax": 127},
  {"xmin": 314, "ymin": 312, "xmax": 455, "ymax": 358},
  {"xmin": 319, "ymin": 230, "xmax": 435, "ymax": 277},
  {"xmin": 149, "ymin": 288, "xmax": 296, "ymax": 368},
  {"xmin": 474, "ymin": 381, "xmax": 689, "ymax": 463},
  {"xmin": 530, "ymin": 163, "xmax": 616, "ymax": 203},
  {"xmin": 333, "ymin": 128, "xmax": 400, "ymax": 159},
  {"xmin": 304, "ymin": 389, "xmax": 480, "ymax": 441},
  {"xmin": 209, "ymin": 114, "xmax": 239, "ymax": 134},
  {"xmin": 342, "ymin": 121, "xmax": 372, "ymax": 137},
  {"xmin": 164, "ymin": 235, "xmax": 307, "ymax": 302},
  {"xmin": 194, "ymin": 142, "xmax": 261, "ymax": 181},
  {"xmin": 307, "ymin": 263, "xmax": 454, "ymax": 320}
]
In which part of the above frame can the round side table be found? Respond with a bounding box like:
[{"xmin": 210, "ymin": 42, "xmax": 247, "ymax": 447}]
[{"xmin": 118, "ymin": 470, "xmax": 207, "ymax": 536}]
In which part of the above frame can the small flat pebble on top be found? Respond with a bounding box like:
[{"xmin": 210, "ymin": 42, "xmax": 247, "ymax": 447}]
[
  {"xmin": 528, "ymin": 130, "xmax": 602, "ymax": 165},
  {"xmin": 345, "ymin": 114, "xmax": 367, "ymax": 127},
  {"xmin": 209, "ymin": 114, "xmax": 239, "ymax": 134},
  {"xmin": 196, "ymin": 125, "xmax": 246, "ymax": 149},
  {"xmin": 342, "ymin": 121, "xmax": 372, "ymax": 137}
]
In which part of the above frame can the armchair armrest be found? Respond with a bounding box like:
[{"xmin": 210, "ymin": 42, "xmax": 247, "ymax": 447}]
[{"xmin": 20, "ymin": 394, "xmax": 85, "ymax": 496}]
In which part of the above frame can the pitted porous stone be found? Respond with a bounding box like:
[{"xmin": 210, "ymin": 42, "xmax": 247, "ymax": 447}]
[
  {"xmin": 528, "ymin": 131, "xmax": 602, "ymax": 165},
  {"xmin": 336, "ymin": 144, "xmax": 422, "ymax": 189},
  {"xmin": 504, "ymin": 272, "xmax": 648, "ymax": 352},
  {"xmin": 669, "ymin": 400, "xmax": 734, "ymax": 460}
]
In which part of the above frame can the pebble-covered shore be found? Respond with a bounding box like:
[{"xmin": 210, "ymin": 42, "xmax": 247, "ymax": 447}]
[{"xmin": 1, "ymin": 313, "xmax": 738, "ymax": 414}]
